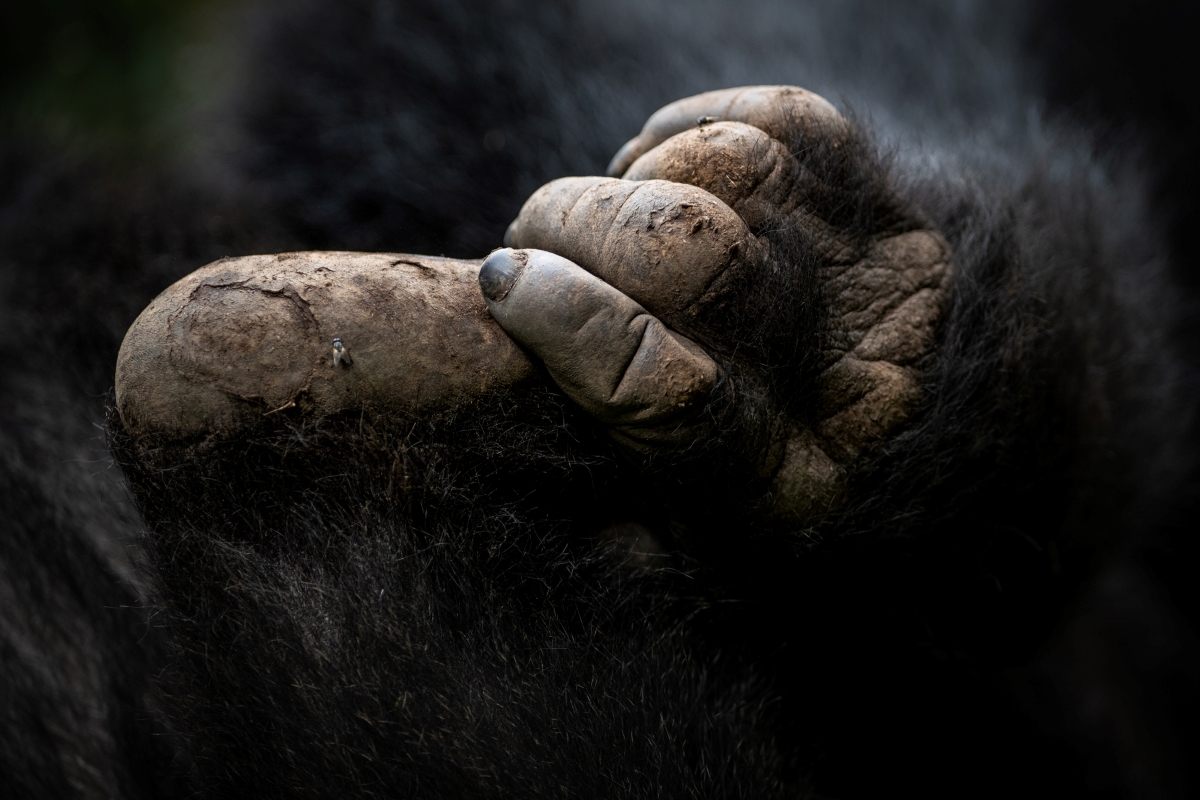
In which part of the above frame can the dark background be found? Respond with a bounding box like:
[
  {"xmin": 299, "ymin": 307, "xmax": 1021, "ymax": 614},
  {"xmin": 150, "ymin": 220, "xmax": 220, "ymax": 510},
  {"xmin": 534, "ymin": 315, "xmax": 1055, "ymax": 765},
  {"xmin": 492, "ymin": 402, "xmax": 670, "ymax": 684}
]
[
  {"xmin": 1030, "ymin": 0, "xmax": 1200, "ymax": 694},
  {"xmin": 2, "ymin": 1, "xmax": 1198, "ymax": 797}
]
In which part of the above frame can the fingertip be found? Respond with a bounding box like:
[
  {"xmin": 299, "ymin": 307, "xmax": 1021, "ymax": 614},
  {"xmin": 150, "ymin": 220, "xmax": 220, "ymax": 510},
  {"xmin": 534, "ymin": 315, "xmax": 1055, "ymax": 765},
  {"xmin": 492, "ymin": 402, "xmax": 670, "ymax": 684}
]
[
  {"xmin": 503, "ymin": 219, "xmax": 519, "ymax": 248},
  {"xmin": 479, "ymin": 248, "xmax": 525, "ymax": 302},
  {"xmin": 606, "ymin": 137, "xmax": 641, "ymax": 178}
]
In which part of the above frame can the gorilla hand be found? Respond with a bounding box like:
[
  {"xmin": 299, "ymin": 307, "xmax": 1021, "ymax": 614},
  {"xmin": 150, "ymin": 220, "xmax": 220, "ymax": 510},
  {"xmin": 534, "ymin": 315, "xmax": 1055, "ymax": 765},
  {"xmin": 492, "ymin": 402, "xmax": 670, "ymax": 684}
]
[{"xmin": 488, "ymin": 86, "xmax": 952, "ymax": 523}]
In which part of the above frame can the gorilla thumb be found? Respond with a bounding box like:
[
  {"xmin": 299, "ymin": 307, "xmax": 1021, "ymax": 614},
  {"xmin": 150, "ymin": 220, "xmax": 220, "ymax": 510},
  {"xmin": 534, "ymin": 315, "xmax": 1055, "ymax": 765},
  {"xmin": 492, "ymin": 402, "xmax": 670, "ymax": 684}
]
[{"xmin": 480, "ymin": 248, "xmax": 719, "ymax": 444}]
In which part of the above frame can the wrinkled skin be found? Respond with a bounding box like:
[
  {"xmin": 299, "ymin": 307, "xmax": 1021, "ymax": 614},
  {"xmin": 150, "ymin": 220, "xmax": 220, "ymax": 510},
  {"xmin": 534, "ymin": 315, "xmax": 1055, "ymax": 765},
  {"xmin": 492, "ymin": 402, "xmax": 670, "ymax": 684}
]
[
  {"xmin": 493, "ymin": 86, "xmax": 952, "ymax": 521},
  {"xmin": 116, "ymin": 252, "xmax": 536, "ymax": 440},
  {"xmin": 116, "ymin": 86, "xmax": 951, "ymax": 524}
]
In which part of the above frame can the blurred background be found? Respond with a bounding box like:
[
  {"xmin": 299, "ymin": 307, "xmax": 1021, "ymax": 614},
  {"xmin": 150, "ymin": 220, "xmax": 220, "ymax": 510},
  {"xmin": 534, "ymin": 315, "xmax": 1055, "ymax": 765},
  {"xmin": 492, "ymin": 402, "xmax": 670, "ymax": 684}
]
[
  {"xmin": 2, "ymin": 1, "xmax": 1199, "ymax": 798},
  {"xmin": 1, "ymin": 0, "xmax": 227, "ymax": 152}
]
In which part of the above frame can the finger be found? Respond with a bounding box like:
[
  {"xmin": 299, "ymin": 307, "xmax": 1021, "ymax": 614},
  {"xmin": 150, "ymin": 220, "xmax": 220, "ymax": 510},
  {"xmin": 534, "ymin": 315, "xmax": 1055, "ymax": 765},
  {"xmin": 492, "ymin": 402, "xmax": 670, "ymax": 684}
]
[
  {"xmin": 503, "ymin": 176, "xmax": 762, "ymax": 334},
  {"xmin": 479, "ymin": 248, "xmax": 718, "ymax": 437},
  {"xmin": 115, "ymin": 253, "xmax": 534, "ymax": 443},
  {"xmin": 606, "ymin": 85, "xmax": 844, "ymax": 178},
  {"xmin": 621, "ymin": 121, "xmax": 800, "ymax": 233}
]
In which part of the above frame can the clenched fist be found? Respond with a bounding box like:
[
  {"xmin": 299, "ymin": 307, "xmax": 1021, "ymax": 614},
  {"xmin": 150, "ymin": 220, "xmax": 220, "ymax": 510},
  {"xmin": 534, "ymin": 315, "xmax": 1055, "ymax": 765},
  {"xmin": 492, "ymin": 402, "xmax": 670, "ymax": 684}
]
[
  {"xmin": 115, "ymin": 86, "xmax": 950, "ymax": 526},
  {"xmin": 485, "ymin": 86, "xmax": 952, "ymax": 522}
]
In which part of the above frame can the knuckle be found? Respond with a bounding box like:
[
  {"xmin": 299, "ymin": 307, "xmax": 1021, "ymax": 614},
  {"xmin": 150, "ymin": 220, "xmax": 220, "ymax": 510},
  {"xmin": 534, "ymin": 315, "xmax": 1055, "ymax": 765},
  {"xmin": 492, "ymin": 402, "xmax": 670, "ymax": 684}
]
[{"xmin": 601, "ymin": 319, "xmax": 718, "ymax": 426}]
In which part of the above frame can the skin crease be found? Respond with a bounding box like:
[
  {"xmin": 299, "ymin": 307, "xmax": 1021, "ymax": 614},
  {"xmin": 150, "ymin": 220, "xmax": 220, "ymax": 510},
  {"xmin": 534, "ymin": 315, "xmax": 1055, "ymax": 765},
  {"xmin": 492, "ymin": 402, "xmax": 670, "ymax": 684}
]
[
  {"xmin": 116, "ymin": 252, "xmax": 536, "ymax": 441},
  {"xmin": 502, "ymin": 88, "xmax": 953, "ymax": 521},
  {"xmin": 119, "ymin": 88, "xmax": 950, "ymax": 526}
]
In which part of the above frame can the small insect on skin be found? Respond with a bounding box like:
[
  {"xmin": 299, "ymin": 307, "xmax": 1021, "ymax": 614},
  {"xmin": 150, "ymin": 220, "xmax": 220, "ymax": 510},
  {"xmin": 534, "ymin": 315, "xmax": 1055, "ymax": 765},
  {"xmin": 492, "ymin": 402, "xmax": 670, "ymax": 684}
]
[{"xmin": 332, "ymin": 338, "xmax": 353, "ymax": 367}]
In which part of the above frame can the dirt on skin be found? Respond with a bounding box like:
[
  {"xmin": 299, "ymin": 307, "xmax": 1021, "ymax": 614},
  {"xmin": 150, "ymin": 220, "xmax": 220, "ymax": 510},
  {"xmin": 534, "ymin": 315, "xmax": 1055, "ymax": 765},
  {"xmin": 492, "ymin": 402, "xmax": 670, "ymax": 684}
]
[{"xmin": 115, "ymin": 252, "xmax": 536, "ymax": 442}]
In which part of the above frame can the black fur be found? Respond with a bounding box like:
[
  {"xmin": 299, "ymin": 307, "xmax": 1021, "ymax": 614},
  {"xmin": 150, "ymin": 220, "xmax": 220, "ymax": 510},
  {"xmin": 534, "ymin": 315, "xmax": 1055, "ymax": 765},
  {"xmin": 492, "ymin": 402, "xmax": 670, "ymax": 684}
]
[{"xmin": 3, "ymin": 1, "xmax": 1199, "ymax": 797}]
